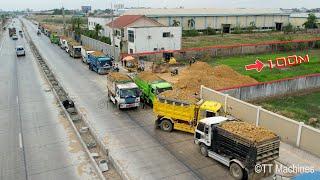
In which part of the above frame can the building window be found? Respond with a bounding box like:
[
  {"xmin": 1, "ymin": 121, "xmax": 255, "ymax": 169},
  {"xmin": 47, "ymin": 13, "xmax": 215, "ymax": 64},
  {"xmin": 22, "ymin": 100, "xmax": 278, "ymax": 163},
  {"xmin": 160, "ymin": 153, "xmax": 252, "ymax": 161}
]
[
  {"xmin": 163, "ymin": 32, "xmax": 171, "ymax": 38},
  {"xmin": 129, "ymin": 49, "xmax": 133, "ymax": 54},
  {"xmin": 128, "ymin": 30, "xmax": 134, "ymax": 42},
  {"xmin": 121, "ymin": 29, "xmax": 124, "ymax": 37},
  {"xmin": 154, "ymin": 48, "xmax": 158, "ymax": 51}
]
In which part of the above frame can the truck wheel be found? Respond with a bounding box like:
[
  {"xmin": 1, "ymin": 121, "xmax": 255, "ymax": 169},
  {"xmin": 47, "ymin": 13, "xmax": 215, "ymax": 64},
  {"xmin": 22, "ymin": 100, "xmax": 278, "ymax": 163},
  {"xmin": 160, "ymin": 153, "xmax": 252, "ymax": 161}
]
[
  {"xmin": 160, "ymin": 119, "xmax": 173, "ymax": 132},
  {"xmin": 229, "ymin": 163, "xmax": 244, "ymax": 180},
  {"xmin": 200, "ymin": 144, "xmax": 208, "ymax": 157}
]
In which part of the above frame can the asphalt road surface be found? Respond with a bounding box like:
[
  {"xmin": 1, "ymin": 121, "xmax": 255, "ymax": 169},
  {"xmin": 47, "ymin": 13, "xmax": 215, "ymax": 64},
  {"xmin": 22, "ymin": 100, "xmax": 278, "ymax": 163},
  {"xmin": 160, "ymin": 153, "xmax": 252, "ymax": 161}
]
[
  {"xmin": 23, "ymin": 18, "xmax": 233, "ymax": 180},
  {"xmin": 0, "ymin": 20, "xmax": 98, "ymax": 180}
]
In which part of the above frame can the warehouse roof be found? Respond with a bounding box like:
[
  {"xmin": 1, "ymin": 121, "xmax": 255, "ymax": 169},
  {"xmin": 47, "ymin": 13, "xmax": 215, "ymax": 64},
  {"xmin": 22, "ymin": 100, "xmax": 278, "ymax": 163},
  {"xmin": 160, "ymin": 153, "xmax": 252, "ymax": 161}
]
[
  {"xmin": 107, "ymin": 15, "xmax": 162, "ymax": 28},
  {"xmin": 290, "ymin": 13, "xmax": 320, "ymax": 18},
  {"xmin": 123, "ymin": 8, "xmax": 290, "ymax": 17}
]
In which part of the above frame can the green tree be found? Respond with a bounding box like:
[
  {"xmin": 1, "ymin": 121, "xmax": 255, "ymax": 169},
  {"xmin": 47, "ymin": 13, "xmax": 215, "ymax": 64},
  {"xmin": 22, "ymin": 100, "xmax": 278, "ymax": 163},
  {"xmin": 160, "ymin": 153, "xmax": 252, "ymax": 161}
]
[
  {"xmin": 172, "ymin": 20, "xmax": 180, "ymax": 27},
  {"xmin": 94, "ymin": 24, "xmax": 103, "ymax": 38},
  {"xmin": 283, "ymin": 23, "xmax": 294, "ymax": 34},
  {"xmin": 247, "ymin": 21, "xmax": 256, "ymax": 33},
  {"xmin": 303, "ymin": 13, "xmax": 318, "ymax": 29}
]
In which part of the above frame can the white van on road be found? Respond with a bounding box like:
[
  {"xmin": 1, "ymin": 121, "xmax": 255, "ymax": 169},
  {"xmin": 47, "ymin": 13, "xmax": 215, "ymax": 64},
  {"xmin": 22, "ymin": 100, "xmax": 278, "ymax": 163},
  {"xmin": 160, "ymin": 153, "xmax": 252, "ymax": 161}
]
[{"xmin": 16, "ymin": 46, "xmax": 26, "ymax": 57}]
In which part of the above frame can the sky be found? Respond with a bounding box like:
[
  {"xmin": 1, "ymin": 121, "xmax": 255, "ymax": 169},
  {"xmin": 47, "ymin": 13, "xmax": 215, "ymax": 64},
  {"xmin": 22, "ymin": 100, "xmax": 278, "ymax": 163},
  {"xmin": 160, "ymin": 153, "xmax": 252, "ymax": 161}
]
[{"xmin": 0, "ymin": 0, "xmax": 319, "ymax": 11}]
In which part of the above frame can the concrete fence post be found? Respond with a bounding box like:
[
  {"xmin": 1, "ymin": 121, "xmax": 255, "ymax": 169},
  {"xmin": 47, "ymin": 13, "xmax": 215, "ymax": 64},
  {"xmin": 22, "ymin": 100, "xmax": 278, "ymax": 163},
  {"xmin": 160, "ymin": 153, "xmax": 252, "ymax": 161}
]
[
  {"xmin": 200, "ymin": 85, "xmax": 203, "ymax": 99},
  {"xmin": 224, "ymin": 94, "xmax": 228, "ymax": 114},
  {"xmin": 296, "ymin": 122, "xmax": 304, "ymax": 147},
  {"xmin": 255, "ymin": 106, "xmax": 261, "ymax": 126}
]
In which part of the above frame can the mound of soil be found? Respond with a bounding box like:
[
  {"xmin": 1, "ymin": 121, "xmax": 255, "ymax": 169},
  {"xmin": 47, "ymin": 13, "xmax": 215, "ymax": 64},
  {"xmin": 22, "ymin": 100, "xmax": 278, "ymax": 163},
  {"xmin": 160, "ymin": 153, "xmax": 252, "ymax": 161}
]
[
  {"xmin": 137, "ymin": 71, "xmax": 163, "ymax": 82},
  {"xmin": 159, "ymin": 62, "xmax": 257, "ymax": 102},
  {"xmin": 160, "ymin": 89, "xmax": 200, "ymax": 103},
  {"xmin": 221, "ymin": 121, "xmax": 277, "ymax": 143},
  {"xmin": 175, "ymin": 62, "xmax": 257, "ymax": 93},
  {"xmin": 108, "ymin": 72, "xmax": 131, "ymax": 82}
]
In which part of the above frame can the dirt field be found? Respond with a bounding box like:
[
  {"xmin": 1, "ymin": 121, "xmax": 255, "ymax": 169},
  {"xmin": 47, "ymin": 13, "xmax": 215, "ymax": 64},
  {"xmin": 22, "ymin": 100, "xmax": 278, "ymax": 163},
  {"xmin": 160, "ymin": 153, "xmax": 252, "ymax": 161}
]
[{"xmin": 182, "ymin": 32, "xmax": 320, "ymax": 48}]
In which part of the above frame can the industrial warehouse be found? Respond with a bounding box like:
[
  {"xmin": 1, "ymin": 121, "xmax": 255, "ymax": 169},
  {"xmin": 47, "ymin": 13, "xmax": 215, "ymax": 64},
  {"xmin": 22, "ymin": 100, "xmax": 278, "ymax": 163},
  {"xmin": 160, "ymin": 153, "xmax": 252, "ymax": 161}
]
[{"xmin": 123, "ymin": 8, "xmax": 290, "ymax": 32}]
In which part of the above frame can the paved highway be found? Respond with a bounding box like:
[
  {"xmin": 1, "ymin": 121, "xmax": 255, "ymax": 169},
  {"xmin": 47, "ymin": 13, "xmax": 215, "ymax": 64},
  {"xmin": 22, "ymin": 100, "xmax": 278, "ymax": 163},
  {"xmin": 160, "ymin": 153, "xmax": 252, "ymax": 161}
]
[
  {"xmin": 0, "ymin": 20, "xmax": 98, "ymax": 180},
  {"xmin": 23, "ymin": 18, "xmax": 233, "ymax": 180}
]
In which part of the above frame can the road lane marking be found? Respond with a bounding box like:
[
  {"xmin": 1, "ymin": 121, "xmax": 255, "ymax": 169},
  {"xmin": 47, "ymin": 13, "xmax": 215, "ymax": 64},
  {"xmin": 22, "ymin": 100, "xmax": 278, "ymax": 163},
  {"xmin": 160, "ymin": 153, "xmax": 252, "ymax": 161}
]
[
  {"xmin": 16, "ymin": 96, "xmax": 19, "ymax": 104},
  {"xmin": 19, "ymin": 133, "xmax": 23, "ymax": 149}
]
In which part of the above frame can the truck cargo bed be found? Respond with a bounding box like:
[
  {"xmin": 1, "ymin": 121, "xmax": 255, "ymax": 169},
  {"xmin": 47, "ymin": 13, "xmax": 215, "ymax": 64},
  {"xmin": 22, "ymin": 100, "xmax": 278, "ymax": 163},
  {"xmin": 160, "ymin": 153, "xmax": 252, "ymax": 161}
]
[{"xmin": 212, "ymin": 125, "xmax": 280, "ymax": 169}]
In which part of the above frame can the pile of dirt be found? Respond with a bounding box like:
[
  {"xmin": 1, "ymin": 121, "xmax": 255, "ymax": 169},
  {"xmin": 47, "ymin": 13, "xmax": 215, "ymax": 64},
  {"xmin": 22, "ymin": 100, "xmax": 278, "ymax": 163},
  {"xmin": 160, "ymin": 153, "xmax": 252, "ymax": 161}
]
[
  {"xmin": 91, "ymin": 51, "xmax": 105, "ymax": 57},
  {"xmin": 160, "ymin": 89, "xmax": 200, "ymax": 103},
  {"xmin": 159, "ymin": 62, "xmax": 257, "ymax": 102},
  {"xmin": 221, "ymin": 121, "xmax": 277, "ymax": 143},
  {"xmin": 108, "ymin": 72, "xmax": 131, "ymax": 82},
  {"xmin": 175, "ymin": 62, "xmax": 257, "ymax": 93},
  {"xmin": 137, "ymin": 71, "xmax": 163, "ymax": 82}
]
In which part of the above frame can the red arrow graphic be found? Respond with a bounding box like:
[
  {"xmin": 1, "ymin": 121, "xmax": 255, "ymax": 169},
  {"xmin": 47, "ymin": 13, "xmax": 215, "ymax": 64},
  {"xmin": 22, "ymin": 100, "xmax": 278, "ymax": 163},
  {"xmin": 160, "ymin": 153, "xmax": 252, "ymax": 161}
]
[{"xmin": 245, "ymin": 60, "xmax": 265, "ymax": 72}]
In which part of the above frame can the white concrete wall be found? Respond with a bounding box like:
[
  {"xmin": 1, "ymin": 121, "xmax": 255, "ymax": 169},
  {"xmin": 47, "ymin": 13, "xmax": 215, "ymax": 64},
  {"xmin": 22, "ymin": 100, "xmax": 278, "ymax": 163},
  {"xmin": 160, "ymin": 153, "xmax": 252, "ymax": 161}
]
[
  {"xmin": 88, "ymin": 17, "xmax": 113, "ymax": 37},
  {"xmin": 127, "ymin": 26, "xmax": 182, "ymax": 54}
]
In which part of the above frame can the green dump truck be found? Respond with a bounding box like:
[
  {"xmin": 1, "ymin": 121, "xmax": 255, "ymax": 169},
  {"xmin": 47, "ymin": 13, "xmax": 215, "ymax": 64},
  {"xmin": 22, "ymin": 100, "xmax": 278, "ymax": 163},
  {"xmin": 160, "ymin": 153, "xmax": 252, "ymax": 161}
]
[
  {"xmin": 50, "ymin": 33, "xmax": 59, "ymax": 44},
  {"xmin": 131, "ymin": 72, "xmax": 172, "ymax": 104}
]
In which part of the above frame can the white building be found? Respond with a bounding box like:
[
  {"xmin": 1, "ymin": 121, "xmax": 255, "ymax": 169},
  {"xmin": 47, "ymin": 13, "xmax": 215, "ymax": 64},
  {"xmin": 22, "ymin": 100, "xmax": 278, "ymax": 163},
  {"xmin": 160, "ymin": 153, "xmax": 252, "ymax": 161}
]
[
  {"xmin": 106, "ymin": 15, "xmax": 165, "ymax": 53},
  {"xmin": 88, "ymin": 16, "xmax": 113, "ymax": 37},
  {"xmin": 127, "ymin": 26, "xmax": 182, "ymax": 54}
]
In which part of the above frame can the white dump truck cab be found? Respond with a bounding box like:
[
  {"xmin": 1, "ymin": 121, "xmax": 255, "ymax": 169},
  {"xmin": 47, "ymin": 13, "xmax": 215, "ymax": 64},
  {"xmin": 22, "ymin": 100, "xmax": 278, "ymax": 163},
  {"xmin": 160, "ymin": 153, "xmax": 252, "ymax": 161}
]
[
  {"xmin": 194, "ymin": 116, "xmax": 229, "ymax": 147},
  {"xmin": 112, "ymin": 82, "xmax": 140, "ymax": 109}
]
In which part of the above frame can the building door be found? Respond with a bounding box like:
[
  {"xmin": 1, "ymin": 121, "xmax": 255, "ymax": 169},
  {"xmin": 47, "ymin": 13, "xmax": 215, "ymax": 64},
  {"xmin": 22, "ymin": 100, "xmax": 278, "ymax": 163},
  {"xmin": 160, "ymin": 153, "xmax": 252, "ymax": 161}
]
[
  {"xmin": 222, "ymin": 24, "xmax": 231, "ymax": 33},
  {"xmin": 276, "ymin": 23, "xmax": 283, "ymax": 31}
]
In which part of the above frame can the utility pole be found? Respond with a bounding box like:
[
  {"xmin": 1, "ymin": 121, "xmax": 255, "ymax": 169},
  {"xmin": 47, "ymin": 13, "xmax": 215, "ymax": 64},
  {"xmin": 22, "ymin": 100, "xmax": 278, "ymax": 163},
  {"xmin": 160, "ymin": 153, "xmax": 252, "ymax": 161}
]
[
  {"xmin": 111, "ymin": 2, "xmax": 116, "ymax": 61},
  {"xmin": 62, "ymin": 6, "xmax": 66, "ymax": 35}
]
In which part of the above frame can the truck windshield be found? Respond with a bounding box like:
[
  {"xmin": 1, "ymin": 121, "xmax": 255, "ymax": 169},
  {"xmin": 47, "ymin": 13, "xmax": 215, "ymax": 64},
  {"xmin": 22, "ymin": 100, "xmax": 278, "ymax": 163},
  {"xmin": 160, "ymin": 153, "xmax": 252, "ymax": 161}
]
[
  {"xmin": 75, "ymin": 48, "xmax": 81, "ymax": 53},
  {"xmin": 98, "ymin": 58, "xmax": 112, "ymax": 66},
  {"xmin": 120, "ymin": 88, "xmax": 139, "ymax": 98},
  {"xmin": 156, "ymin": 87, "xmax": 173, "ymax": 94}
]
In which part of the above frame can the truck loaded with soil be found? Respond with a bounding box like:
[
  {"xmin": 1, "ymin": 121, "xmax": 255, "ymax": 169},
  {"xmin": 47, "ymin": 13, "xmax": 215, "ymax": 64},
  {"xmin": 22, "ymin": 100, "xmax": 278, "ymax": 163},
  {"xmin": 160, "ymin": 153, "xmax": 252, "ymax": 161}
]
[{"xmin": 195, "ymin": 117, "xmax": 280, "ymax": 180}]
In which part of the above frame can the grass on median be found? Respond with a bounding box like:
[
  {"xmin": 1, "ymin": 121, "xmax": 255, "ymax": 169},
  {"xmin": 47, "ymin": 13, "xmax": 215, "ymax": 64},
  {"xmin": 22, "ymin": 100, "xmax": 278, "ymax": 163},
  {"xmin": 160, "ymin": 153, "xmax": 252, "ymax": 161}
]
[
  {"xmin": 207, "ymin": 49, "xmax": 320, "ymax": 82},
  {"xmin": 182, "ymin": 32, "xmax": 320, "ymax": 48},
  {"xmin": 256, "ymin": 91, "xmax": 320, "ymax": 127}
]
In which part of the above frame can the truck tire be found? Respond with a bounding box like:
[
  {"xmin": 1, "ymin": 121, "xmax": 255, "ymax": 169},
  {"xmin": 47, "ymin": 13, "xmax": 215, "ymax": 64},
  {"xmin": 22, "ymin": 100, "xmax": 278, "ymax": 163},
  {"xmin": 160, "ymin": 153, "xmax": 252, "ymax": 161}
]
[
  {"xmin": 229, "ymin": 163, "xmax": 244, "ymax": 180},
  {"xmin": 200, "ymin": 144, "xmax": 208, "ymax": 157},
  {"xmin": 160, "ymin": 119, "xmax": 173, "ymax": 132}
]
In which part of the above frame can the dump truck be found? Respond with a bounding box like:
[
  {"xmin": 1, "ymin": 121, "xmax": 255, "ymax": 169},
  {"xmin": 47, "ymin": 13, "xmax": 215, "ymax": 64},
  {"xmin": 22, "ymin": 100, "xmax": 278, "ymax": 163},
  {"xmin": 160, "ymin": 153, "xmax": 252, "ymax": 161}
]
[
  {"xmin": 132, "ymin": 72, "xmax": 172, "ymax": 104},
  {"xmin": 153, "ymin": 95, "xmax": 222, "ymax": 133},
  {"xmin": 59, "ymin": 36, "xmax": 67, "ymax": 50},
  {"xmin": 8, "ymin": 27, "xmax": 16, "ymax": 37},
  {"xmin": 81, "ymin": 46, "xmax": 94, "ymax": 64},
  {"xmin": 107, "ymin": 72, "xmax": 140, "ymax": 109},
  {"xmin": 88, "ymin": 51, "xmax": 113, "ymax": 75},
  {"xmin": 194, "ymin": 117, "xmax": 280, "ymax": 180},
  {"xmin": 50, "ymin": 33, "xmax": 59, "ymax": 44},
  {"xmin": 68, "ymin": 41, "xmax": 82, "ymax": 58}
]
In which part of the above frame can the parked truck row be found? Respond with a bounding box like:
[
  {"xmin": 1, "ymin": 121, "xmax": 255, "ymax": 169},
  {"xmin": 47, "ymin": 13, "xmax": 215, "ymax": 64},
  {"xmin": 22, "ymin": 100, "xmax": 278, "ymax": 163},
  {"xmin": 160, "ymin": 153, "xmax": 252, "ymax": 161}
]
[{"xmin": 37, "ymin": 24, "xmax": 114, "ymax": 75}]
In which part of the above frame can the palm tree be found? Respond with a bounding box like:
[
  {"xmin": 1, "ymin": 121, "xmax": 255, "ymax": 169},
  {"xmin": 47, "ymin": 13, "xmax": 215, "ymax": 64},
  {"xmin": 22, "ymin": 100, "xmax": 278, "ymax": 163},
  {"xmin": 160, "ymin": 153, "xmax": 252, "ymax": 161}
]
[
  {"xmin": 172, "ymin": 20, "xmax": 180, "ymax": 27},
  {"xmin": 94, "ymin": 24, "xmax": 103, "ymax": 38}
]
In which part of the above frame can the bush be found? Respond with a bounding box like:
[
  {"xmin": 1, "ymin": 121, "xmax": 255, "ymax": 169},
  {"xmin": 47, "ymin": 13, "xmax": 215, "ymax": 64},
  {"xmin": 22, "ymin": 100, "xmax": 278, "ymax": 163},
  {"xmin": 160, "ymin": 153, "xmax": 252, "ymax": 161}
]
[
  {"xmin": 233, "ymin": 26, "xmax": 243, "ymax": 34},
  {"xmin": 278, "ymin": 35, "xmax": 293, "ymax": 41},
  {"xmin": 315, "ymin": 41, "xmax": 320, "ymax": 48},
  {"xmin": 99, "ymin": 36, "xmax": 111, "ymax": 45},
  {"xmin": 204, "ymin": 27, "xmax": 216, "ymax": 35},
  {"xmin": 183, "ymin": 29, "xmax": 199, "ymax": 37},
  {"xmin": 297, "ymin": 42, "xmax": 308, "ymax": 50}
]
